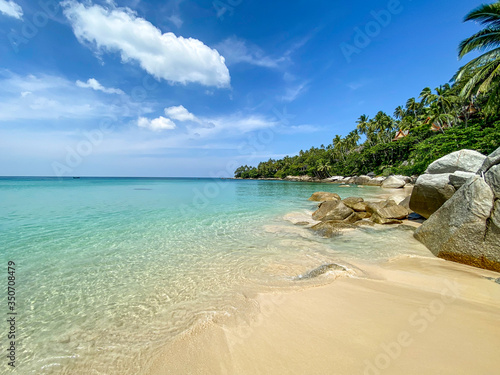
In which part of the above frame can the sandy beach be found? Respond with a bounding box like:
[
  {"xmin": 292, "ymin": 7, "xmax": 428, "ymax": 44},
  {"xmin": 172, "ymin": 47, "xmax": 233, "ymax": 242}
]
[{"xmin": 145, "ymin": 255, "xmax": 500, "ymax": 375}]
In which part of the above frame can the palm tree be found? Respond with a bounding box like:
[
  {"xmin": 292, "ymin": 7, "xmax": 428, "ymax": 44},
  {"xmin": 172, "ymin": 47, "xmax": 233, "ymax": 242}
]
[
  {"xmin": 356, "ymin": 114, "xmax": 370, "ymax": 135},
  {"xmin": 406, "ymin": 97, "xmax": 422, "ymax": 119},
  {"xmin": 455, "ymin": 2, "xmax": 500, "ymax": 113},
  {"xmin": 419, "ymin": 87, "xmax": 436, "ymax": 106},
  {"xmin": 393, "ymin": 106, "xmax": 407, "ymax": 121},
  {"xmin": 425, "ymin": 103, "xmax": 454, "ymax": 133}
]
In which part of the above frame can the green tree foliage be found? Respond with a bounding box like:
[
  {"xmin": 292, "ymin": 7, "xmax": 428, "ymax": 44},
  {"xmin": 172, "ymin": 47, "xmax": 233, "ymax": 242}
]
[{"xmin": 235, "ymin": 2, "xmax": 500, "ymax": 180}]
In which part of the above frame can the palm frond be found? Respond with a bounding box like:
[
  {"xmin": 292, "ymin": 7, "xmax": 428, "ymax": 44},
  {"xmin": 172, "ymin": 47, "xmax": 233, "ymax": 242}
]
[
  {"xmin": 458, "ymin": 28, "xmax": 500, "ymax": 58},
  {"xmin": 464, "ymin": 3, "xmax": 500, "ymax": 27}
]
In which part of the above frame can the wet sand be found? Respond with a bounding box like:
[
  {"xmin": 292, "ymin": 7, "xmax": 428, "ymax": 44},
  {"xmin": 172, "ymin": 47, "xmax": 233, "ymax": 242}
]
[{"xmin": 144, "ymin": 256, "xmax": 500, "ymax": 375}]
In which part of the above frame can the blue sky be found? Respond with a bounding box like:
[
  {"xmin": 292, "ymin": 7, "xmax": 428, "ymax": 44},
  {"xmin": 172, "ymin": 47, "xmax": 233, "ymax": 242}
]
[{"xmin": 0, "ymin": 0, "xmax": 485, "ymax": 177}]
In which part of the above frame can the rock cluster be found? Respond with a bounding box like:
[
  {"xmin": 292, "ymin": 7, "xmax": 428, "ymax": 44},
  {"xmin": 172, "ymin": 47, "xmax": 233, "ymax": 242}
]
[
  {"xmin": 409, "ymin": 149, "xmax": 486, "ymax": 218},
  {"xmin": 413, "ymin": 147, "xmax": 500, "ymax": 272},
  {"xmin": 308, "ymin": 193, "xmax": 411, "ymax": 237},
  {"xmin": 283, "ymin": 174, "xmax": 416, "ymax": 188}
]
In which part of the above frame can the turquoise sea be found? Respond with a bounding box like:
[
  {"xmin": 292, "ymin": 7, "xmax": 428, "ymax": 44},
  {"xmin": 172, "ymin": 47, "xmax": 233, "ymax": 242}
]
[{"xmin": 0, "ymin": 177, "xmax": 431, "ymax": 374}]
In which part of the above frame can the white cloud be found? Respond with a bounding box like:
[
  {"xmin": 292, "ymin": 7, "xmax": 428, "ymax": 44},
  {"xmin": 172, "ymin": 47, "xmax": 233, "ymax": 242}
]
[
  {"xmin": 282, "ymin": 82, "xmax": 308, "ymax": 102},
  {"xmin": 0, "ymin": 71, "xmax": 152, "ymax": 121},
  {"xmin": 167, "ymin": 14, "xmax": 183, "ymax": 28},
  {"xmin": 164, "ymin": 105, "xmax": 199, "ymax": 122},
  {"xmin": 215, "ymin": 37, "xmax": 284, "ymax": 68},
  {"xmin": 0, "ymin": 0, "xmax": 23, "ymax": 19},
  {"xmin": 76, "ymin": 78, "xmax": 124, "ymax": 94},
  {"xmin": 62, "ymin": 1, "xmax": 230, "ymax": 88},
  {"xmin": 138, "ymin": 116, "xmax": 176, "ymax": 131}
]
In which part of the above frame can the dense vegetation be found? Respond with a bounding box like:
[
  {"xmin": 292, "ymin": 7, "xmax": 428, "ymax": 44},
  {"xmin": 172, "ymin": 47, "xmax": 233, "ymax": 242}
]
[{"xmin": 235, "ymin": 2, "xmax": 500, "ymax": 179}]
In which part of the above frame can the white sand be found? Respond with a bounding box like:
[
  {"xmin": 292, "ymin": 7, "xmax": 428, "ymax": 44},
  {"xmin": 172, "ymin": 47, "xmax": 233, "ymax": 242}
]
[{"xmin": 144, "ymin": 256, "xmax": 500, "ymax": 375}]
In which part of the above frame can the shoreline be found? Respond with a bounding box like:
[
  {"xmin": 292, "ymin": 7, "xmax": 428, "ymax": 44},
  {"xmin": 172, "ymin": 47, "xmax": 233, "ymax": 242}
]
[
  {"xmin": 142, "ymin": 186, "xmax": 500, "ymax": 374},
  {"xmin": 144, "ymin": 255, "xmax": 500, "ymax": 375},
  {"xmin": 234, "ymin": 174, "xmax": 417, "ymax": 187}
]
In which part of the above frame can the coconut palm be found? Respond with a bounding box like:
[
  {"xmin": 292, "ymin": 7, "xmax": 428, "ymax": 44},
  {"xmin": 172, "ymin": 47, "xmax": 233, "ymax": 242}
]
[
  {"xmin": 393, "ymin": 106, "xmax": 407, "ymax": 120},
  {"xmin": 356, "ymin": 114, "xmax": 370, "ymax": 135},
  {"xmin": 406, "ymin": 97, "xmax": 422, "ymax": 119},
  {"xmin": 455, "ymin": 2, "xmax": 500, "ymax": 112}
]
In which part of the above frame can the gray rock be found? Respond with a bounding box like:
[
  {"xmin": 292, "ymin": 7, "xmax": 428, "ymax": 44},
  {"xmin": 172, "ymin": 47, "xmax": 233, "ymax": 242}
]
[
  {"xmin": 354, "ymin": 175, "xmax": 371, "ymax": 185},
  {"xmin": 312, "ymin": 200, "xmax": 354, "ymax": 221},
  {"xmin": 381, "ymin": 176, "xmax": 406, "ymax": 189},
  {"xmin": 409, "ymin": 174, "xmax": 456, "ymax": 218},
  {"xmin": 370, "ymin": 213, "xmax": 403, "ymax": 225},
  {"xmin": 295, "ymin": 263, "xmax": 347, "ymax": 280},
  {"xmin": 325, "ymin": 176, "xmax": 344, "ymax": 182},
  {"xmin": 343, "ymin": 212, "xmax": 366, "ymax": 223},
  {"xmin": 374, "ymin": 205, "xmax": 409, "ymax": 220},
  {"xmin": 365, "ymin": 177, "xmax": 385, "ymax": 186},
  {"xmin": 477, "ymin": 146, "xmax": 500, "ymax": 175},
  {"xmin": 449, "ymin": 171, "xmax": 476, "ymax": 190},
  {"xmin": 425, "ymin": 149, "xmax": 486, "ymax": 174},
  {"xmin": 354, "ymin": 219, "xmax": 375, "ymax": 227},
  {"xmin": 485, "ymin": 164, "xmax": 500, "ymax": 199},
  {"xmin": 342, "ymin": 197, "xmax": 365, "ymax": 211},
  {"xmin": 398, "ymin": 196, "xmax": 412, "ymax": 212},
  {"xmin": 310, "ymin": 221, "xmax": 357, "ymax": 237},
  {"xmin": 365, "ymin": 201, "xmax": 386, "ymax": 214},
  {"xmin": 414, "ymin": 176, "xmax": 500, "ymax": 272},
  {"xmin": 367, "ymin": 172, "xmax": 376, "ymax": 178},
  {"xmin": 394, "ymin": 175, "xmax": 412, "ymax": 184},
  {"xmin": 308, "ymin": 192, "xmax": 341, "ymax": 202}
]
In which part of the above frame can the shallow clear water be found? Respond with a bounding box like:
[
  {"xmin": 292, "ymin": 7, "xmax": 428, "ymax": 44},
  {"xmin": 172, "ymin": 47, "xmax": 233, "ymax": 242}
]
[{"xmin": 0, "ymin": 177, "xmax": 431, "ymax": 374}]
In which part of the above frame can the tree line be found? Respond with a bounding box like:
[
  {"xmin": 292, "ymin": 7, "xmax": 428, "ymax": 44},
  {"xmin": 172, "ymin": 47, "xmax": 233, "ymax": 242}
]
[{"xmin": 235, "ymin": 2, "xmax": 500, "ymax": 179}]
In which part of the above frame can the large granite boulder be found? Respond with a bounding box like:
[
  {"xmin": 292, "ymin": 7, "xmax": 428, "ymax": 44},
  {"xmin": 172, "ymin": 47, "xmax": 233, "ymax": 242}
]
[
  {"xmin": 354, "ymin": 175, "xmax": 371, "ymax": 185},
  {"xmin": 449, "ymin": 171, "xmax": 476, "ymax": 190},
  {"xmin": 308, "ymin": 192, "xmax": 341, "ymax": 202},
  {"xmin": 410, "ymin": 149, "xmax": 490, "ymax": 218},
  {"xmin": 477, "ymin": 147, "xmax": 500, "ymax": 175},
  {"xmin": 365, "ymin": 177, "xmax": 385, "ymax": 186},
  {"xmin": 312, "ymin": 200, "xmax": 354, "ymax": 221},
  {"xmin": 381, "ymin": 176, "xmax": 406, "ymax": 189},
  {"xmin": 375, "ymin": 205, "xmax": 409, "ymax": 220},
  {"xmin": 414, "ymin": 175, "xmax": 499, "ymax": 272},
  {"xmin": 409, "ymin": 174, "xmax": 456, "ymax": 218},
  {"xmin": 398, "ymin": 196, "xmax": 412, "ymax": 212},
  {"xmin": 342, "ymin": 197, "xmax": 368, "ymax": 212},
  {"xmin": 324, "ymin": 176, "xmax": 344, "ymax": 182},
  {"xmin": 425, "ymin": 149, "xmax": 486, "ymax": 174},
  {"xmin": 485, "ymin": 165, "xmax": 500, "ymax": 199},
  {"xmin": 369, "ymin": 199, "xmax": 409, "ymax": 224}
]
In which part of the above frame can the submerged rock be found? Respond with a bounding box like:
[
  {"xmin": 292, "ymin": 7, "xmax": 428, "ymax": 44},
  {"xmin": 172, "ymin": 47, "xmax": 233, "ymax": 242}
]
[
  {"xmin": 310, "ymin": 221, "xmax": 357, "ymax": 237},
  {"xmin": 295, "ymin": 263, "xmax": 347, "ymax": 280},
  {"xmin": 308, "ymin": 192, "xmax": 341, "ymax": 202}
]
